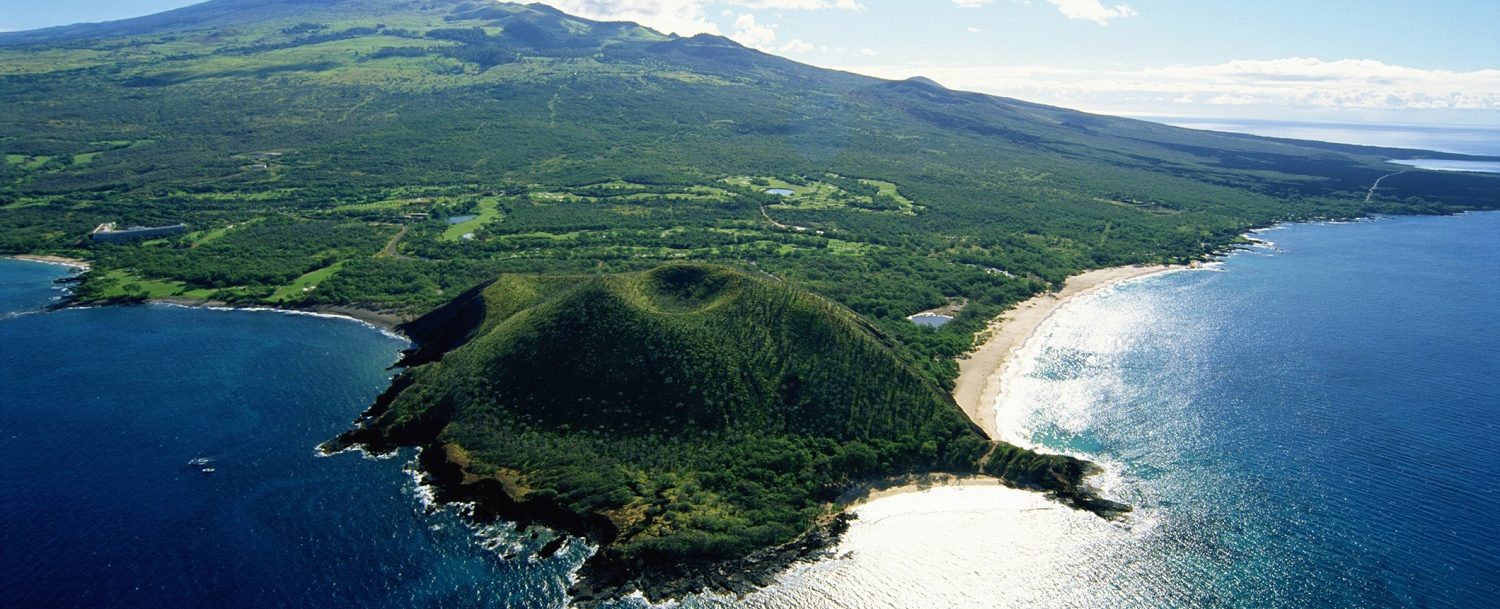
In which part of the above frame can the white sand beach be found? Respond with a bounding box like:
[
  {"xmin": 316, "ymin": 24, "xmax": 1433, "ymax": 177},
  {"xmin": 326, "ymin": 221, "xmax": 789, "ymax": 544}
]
[{"xmin": 952, "ymin": 264, "xmax": 1180, "ymax": 439}]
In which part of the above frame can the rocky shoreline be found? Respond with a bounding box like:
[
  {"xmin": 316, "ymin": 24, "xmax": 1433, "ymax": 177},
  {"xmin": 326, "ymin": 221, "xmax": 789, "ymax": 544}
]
[
  {"xmin": 330, "ymin": 417, "xmax": 1126, "ymax": 606},
  {"xmin": 420, "ymin": 440, "xmax": 853, "ymax": 607},
  {"xmin": 50, "ymin": 290, "xmax": 412, "ymax": 336},
  {"xmin": 326, "ymin": 395, "xmax": 1126, "ymax": 606},
  {"xmin": 317, "ymin": 294, "xmax": 863, "ymax": 605},
  {"xmin": 324, "ymin": 408, "xmax": 855, "ymax": 607}
]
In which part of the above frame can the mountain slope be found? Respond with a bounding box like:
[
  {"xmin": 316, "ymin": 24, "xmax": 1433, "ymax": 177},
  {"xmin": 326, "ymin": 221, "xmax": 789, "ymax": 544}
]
[{"xmin": 0, "ymin": 0, "xmax": 446, "ymax": 46}]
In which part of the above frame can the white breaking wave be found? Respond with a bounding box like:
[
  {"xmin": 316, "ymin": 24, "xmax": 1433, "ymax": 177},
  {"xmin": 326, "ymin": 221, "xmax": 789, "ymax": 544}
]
[
  {"xmin": 994, "ymin": 270, "xmax": 1198, "ymax": 449},
  {"xmin": 152, "ymin": 302, "xmax": 411, "ymax": 343},
  {"xmin": 315, "ymin": 442, "xmax": 404, "ymax": 460},
  {"xmin": 688, "ymin": 485, "xmax": 1159, "ymax": 609}
]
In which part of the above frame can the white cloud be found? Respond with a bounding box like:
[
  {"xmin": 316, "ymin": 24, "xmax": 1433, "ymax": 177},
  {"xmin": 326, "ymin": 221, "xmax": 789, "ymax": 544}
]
[
  {"xmin": 730, "ymin": 12, "xmax": 778, "ymax": 48},
  {"xmin": 1136, "ymin": 58, "xmax": 1500, "ymax": 111},
  {"xmin": 1045, "ymin": 0, "xmax": 1136, "ymax": 25},
  {"xmin": 537, "ymin": 0, "xmax": 860, "ymax": 38},
  {"xmin": 952, "ymin": 0, "xmax": 993, "ymax": 8},
  {"xmin": 780, "ymin": 39, "xmax": 815, "ymax": 53},
  {"xmin": 831, "ymin": 57, "xmax": 1500, "ymax": 117},
  {"xmin": 1206, "ymin": 94, "xmax": 1255, "ymax": 106},
  {"xmin": 542, "ymin": 0, "xmax": 720, "ymax": 36},
  {"xmin": 860, "ymin": 47, "xmax": 878, "ymax": 56},
  {"xmin": 730, "ymin": 0, "xmax": 863, "ymax": 8}
]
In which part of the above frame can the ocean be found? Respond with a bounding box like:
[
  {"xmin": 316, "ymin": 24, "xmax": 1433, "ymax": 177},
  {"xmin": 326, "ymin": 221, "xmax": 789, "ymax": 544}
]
[
  {"xmin": 702, "ymin": 212, "xmax": 1500, "ymax": 608},
  {"xmin": 3, "ymin": 211, "xmax": 1498, "ymax": 608},
  {"xmin": 1149, "ymin": 117, "xmax": 1500, "ymax": 158},
  {"xmin": 0, "ymin": 259, "xmax": 590, "ymax": 608}
]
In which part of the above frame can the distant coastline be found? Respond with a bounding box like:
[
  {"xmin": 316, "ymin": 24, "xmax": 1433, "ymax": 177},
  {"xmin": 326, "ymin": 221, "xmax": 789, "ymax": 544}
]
[
  {"xmin": 4, "ymin": 254, "xmax": 411, "ymax": 336},
  {"xmin": 1141, "ymin": 116, "xmax": 1500, "ymax": 157},
  {"xmin": 1388, "ymin": 158, "xmax": 1500, "ymax": 174}
]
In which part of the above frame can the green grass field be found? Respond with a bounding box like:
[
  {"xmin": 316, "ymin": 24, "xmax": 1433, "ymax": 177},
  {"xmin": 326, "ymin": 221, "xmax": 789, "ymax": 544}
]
[
  {"xmin": 442, "ymin": 197, "xmax": 502, "ymax": 241},
  {"xmin": 270, "ymin": 260, "xmax": 346, "ymax": 302},
  {"xmin": 331, "ymin": 197, "xmax": 438, "ymax": 212},
  {"xmin": 861, "ymin": 178, "xmax": 918, "ymax": 212},
  {"xmin": 95, "ymin": 269, "xmax": 216, "ymax": 300},
  {"xmin": 726, "ymin": 175, "xmax": 917, "ymax": 214},
  {"xmin": 5, "ymin": 155, "xmax": 53, "ymax": 170},
  {"xmin": 188, "ymin": 218, "xmax": 264, "ymax": 247}
]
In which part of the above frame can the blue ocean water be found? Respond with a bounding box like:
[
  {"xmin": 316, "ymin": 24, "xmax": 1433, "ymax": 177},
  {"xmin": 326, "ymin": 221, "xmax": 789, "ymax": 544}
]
[
  {"xmin": 0, "ymin": 258, "xmax": 74, "ymax": 316},
  {"xmin": 1150, "ymin": 117, "xmax": 1500, "ymax": 157},
  {"xmin": 700, "ymin": 212, "xmax": 1500, "ymax": 609},
  {"xmin": 0, "ymin": 259, "xmax": 587, "ymax": 608},
  {"xmin": 993, "ymin": 212, "xmax": 1500, "ymax": 608},
  {"xmin": 1390, "ymin": 159, "xmax": 1500, "ymax": 174}
]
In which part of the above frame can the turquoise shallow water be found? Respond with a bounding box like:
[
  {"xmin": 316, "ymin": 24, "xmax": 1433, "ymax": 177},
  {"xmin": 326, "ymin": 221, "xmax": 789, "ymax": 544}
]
[{"xmin": 3, "ymin": 211, "xmax": 1498, "ymax": 609}]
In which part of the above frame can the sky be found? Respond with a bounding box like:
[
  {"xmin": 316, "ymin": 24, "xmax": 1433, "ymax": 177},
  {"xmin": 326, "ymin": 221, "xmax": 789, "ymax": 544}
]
[{"xmin": 3, "ymin": 0, "xmax": 1498, "ymax": 127}]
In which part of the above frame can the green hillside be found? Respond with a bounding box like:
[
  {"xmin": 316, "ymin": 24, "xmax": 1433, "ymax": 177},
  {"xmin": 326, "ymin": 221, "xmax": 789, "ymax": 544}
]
[
  {"xmin": 330, "ymin": 263, "xmax": 1118, "ymax": 602},
  {"xmin": 5, "ymin": 0, "xmax": 1496, "ymax": 386}
]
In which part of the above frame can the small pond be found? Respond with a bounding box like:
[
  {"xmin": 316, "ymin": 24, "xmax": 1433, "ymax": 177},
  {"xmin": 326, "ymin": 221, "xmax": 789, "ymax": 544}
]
[
  {"xmin": 908, "ymin": 313, "xmax": 954, "ymax": 328},
  {"xmin": 447, "ymin": 214, "xmax": 478, "ymax": 224},
  {"xmin": 765, "ymin": 188, "xmax": 796, "ymax": 196}
]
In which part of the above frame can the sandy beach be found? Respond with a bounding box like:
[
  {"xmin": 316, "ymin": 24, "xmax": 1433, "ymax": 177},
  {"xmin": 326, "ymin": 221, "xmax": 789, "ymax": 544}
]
[
  {"xmin": 840, "ymin": 474, "xmax": 1004, "ymax": 509},
  {"xmin": 7, "ymin": 254, "xmax": 90, "ymax": 270},
  {"xmin": 953, "ymin": 264, "xmax": 1181, "ymax": 439}
]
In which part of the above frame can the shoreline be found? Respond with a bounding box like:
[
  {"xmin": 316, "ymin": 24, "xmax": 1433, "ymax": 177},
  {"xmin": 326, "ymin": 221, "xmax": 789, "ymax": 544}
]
[
  {"xmin": 6, "ymin": 254, "xmax": 90, "ymax": 270},
  {"xmin": 2, "ymin": 253, "xmax": 407, "ymax": 334},
  {"xmin": 953, "ymin": 264, "xmax": 1185, "ymax": 440},
  {"xmin": 150, "ymin": 297, "xmax": 411, "ymax": 336},
  {"xmin": 839, "ymin": 474, "xmax": 1003, "ymax": 509}
]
